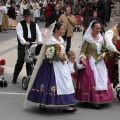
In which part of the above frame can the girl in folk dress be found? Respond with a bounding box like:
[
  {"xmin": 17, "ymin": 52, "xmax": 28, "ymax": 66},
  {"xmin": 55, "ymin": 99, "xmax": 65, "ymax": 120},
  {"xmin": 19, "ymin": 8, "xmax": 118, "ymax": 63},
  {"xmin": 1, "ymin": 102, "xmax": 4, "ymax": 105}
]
[{"xmin": 67, "ymin": 50, "xmax": 85, "ymax": 90}]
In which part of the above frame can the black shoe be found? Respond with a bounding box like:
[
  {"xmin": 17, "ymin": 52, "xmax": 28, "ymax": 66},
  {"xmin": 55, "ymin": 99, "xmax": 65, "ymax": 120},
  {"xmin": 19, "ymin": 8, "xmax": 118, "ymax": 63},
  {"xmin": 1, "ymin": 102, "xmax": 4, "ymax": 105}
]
[
  {"xmin": 12, "ymin": 80, "xmax": 17, "ymax": 84},
  {"xmin": 39, "ymin": 104, "xmax": 47, "ymax": 111},
  {"xmin": 63, "ymin": 108, "xmax": 77, "ymax": 113},
  {"xmin": 93, "ymin": 104, "xmax": 100, "ymax": 110}
]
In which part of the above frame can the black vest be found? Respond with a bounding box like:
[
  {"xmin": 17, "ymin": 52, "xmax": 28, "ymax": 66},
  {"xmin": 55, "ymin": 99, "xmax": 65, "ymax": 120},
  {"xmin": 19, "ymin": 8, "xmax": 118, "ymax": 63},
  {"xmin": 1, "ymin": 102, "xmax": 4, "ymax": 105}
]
[{"xmin": 17, "ymin": 20, "xmax": 36, "ymax": 47}]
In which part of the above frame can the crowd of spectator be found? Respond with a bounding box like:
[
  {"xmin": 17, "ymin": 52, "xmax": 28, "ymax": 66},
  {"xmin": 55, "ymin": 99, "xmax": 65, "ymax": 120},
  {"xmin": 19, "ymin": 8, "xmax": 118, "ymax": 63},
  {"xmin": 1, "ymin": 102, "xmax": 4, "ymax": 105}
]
[{"xmin": 0, "ymin": 0, "xmax": 114, "ymax": 32}]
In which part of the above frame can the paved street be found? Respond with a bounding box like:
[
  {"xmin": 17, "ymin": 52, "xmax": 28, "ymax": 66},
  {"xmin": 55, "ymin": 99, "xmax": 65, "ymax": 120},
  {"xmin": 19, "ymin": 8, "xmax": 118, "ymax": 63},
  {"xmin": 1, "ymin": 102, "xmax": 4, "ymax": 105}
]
[{"xmin": 0, "ymin": 20, "xmax": 120, "ymax": 120}]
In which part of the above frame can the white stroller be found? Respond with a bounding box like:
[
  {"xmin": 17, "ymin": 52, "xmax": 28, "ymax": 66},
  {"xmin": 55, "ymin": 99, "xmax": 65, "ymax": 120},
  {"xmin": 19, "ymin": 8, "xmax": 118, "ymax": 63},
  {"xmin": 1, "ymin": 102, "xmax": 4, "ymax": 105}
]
[{"xmin": 22, "ymin": 42, "xmax": 42, "ymax": 90}]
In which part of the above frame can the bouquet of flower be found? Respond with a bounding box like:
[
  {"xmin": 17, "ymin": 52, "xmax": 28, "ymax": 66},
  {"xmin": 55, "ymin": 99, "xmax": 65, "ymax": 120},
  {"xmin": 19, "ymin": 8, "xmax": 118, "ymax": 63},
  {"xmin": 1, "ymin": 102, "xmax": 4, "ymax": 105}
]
[
  {"xmin": 95, "ymin": 46, "xmax": 110, "ymax": 64},
  {"xmin": 45, "ymin": 44, "xmax": 62, "ymax": 63}
]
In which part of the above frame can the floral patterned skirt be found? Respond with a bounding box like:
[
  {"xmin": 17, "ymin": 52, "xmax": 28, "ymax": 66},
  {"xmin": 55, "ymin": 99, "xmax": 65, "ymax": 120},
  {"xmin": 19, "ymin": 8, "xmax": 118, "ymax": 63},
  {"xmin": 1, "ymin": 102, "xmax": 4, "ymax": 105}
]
[
  {"xmin": 76, "ymin": 58, "xmax": 114, "ymax": 104},
  {"xmin": 27, "ymin": 61, "xmax": 76, "ymax": 105}
]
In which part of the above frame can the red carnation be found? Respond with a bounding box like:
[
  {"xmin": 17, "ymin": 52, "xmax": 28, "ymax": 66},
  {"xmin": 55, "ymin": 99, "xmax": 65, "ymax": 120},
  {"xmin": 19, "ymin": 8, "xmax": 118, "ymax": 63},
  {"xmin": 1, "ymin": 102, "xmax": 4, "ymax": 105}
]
[{"xmin": 0, "ymin": 59, "xmax": 6, "ymax": 65}]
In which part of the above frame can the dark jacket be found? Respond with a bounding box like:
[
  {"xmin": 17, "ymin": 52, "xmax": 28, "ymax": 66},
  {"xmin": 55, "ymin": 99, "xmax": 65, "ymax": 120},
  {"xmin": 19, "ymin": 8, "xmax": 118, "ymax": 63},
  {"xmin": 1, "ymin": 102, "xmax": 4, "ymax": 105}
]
[
  {"xmin": 72, "ymin": 5, "xmax": 81, "ymax": 15},
  {"xmin": 50, "ymin": 11, "xmax": 63, "ymax": 24},
  {"xmin": 82, "ymin": 9, "xmax": 93, "ymax": 27}
]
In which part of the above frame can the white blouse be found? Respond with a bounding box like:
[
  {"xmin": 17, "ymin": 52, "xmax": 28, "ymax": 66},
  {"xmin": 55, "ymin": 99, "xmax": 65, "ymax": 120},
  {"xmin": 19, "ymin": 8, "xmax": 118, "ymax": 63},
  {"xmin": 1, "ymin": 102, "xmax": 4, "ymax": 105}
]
[{"xmin": 105, "ymin": 26, "xmax": 119, "ymax": 52}]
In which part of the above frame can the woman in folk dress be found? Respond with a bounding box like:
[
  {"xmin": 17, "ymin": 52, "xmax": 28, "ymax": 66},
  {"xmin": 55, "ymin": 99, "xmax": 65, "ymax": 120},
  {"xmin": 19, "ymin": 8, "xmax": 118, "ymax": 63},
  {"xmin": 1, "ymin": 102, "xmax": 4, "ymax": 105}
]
[
  {"xmin": 0, "ymin": 1, "xmax": 9, "ymax": 32},
  {"xmin": 25, "ymin": 22, "xmax": 77, "ymax": 113},
  {"xmin": 76, "ymin": 21, "xmax": 114, "ymax": 109}
]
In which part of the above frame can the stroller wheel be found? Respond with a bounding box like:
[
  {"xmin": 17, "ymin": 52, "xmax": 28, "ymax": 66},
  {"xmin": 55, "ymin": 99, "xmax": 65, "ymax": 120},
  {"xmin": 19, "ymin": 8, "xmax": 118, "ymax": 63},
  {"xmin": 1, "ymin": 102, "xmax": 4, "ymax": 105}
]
[
  {"xmin": 116, "ymin": 87, "xmax": 120, "ymax": 92},
  {"xmin": 22, "ymin": 77, "xmax": 30, "ymax": 90},
  {"xmin": 116, "ymin": 87, "xmax": 120, "ymax": 101},
  {"xmin": 3, "ymin": 81, "xmax": 8, "ymax": 87},
  {"xmin": 0, "ymin": 81, "xmax": 3, "ymax": 87}
]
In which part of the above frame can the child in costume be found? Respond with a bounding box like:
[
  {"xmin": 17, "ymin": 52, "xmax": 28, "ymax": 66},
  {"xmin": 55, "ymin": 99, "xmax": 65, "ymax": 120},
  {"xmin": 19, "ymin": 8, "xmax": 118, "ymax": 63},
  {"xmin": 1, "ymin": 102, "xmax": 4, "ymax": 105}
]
[{"xmin": 67, "ymin": 50, "xmax": 85, "ymax": 90}]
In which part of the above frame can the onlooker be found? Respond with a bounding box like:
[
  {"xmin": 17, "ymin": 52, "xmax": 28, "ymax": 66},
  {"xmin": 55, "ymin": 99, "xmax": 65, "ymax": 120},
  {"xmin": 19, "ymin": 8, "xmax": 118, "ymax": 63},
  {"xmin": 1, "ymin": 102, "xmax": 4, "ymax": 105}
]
[
  {"xmin": 88, "ymin": 10, "xmax": 105, "ymax": 33},
  {"xmin": 33, "ymin": 4, "xmax": 40, "ymax": 22},
  {"xmin": 72, "ymin": 1, "xmax": 81, "ymax": 16},
  {"xmin": 82, "ymin": 2, "xmax": 93, "ymax": 35},
  {"xmin": 58, "ymin": 6, "xmax": 76, "ymax": 53},
  {"xmin": 44, "ymin": 3, "xmax": 52, "ymax": 27},
  {"xmin": 97, "ymin": 0, "xmax": 107, "ymax": 27},
  {"xmin": 17, "ymin": 0, "xmax": 28, "ymax": 22},
  {"xmin": 72, "ymin": 1, "xmax": 82, "ymax": 31},
  {"xmin": 106, "ymin": 0, "xmax": 114, "ymax": 22},
  {"xmin": 0, "ymin": 1, "xmax": 9, "ymax": 32},
  {"xmin": 50, "ymin": 4, "xmax": 63, "ymax": 25}
]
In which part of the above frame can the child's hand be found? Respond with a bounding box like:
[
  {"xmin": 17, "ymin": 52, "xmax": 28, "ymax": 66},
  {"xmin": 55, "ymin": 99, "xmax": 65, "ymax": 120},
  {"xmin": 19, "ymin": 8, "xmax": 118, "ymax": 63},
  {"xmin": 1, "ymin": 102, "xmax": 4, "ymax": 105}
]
[{"xmin": 77, "ymin": 63, "xmax": 86, "ymax": 69}]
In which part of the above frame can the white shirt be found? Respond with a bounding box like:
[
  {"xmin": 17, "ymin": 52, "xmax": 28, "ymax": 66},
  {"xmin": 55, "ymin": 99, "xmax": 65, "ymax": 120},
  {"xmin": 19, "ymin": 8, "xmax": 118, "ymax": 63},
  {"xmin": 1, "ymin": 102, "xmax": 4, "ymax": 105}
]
[
  {"xmin": 34, "ymin": 9, "xmax": 40, "ymax": 17},
  {"xmin": 68, "ymin": 60, "xmax": 85, "ymax": 74},
  {"xmin": 16, "ymin": 22, "xmax": 42, "ymax": 45},
  {"xmin": 0, "ymin": 6, "xmax": 8, "ymax": 14},
  {"xmin": 105, "ymin": 26, "xmax": 119, "ymax": 52}
]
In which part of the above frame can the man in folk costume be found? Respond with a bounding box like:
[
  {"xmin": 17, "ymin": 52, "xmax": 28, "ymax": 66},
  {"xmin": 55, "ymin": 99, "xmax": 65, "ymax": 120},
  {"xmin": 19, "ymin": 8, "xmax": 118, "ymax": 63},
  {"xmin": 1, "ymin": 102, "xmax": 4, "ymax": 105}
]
[
  {"xmin": 105, "ymin": 22, "xmax": 120, "ymax": 88},
  {"xmin": 12, "ymin": 9, "xmax": 42, "ymax": 84}
]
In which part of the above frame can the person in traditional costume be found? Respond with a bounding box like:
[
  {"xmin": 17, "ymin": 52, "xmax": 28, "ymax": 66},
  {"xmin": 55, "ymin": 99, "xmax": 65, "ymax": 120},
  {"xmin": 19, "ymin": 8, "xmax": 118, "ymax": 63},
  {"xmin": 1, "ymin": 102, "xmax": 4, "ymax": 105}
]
[
  {"xmin": 76, "ymin": 21, "xmax": 114, "ymax": 109},
  {"xmin": 105, "ymin": 22, "xmax": 120, "ymax": 88},
  {"xmin": 24, "ymin": 22, "xmax": 77, "ymax": 113},
  {"xmin": 67, "ymin": 50, "xmax": 85, "ymax": 90},
  {"xmin": 12, "ymin": 9, "xmax": 42, "ymax": 84},
  {"xmin": 17, "ymin": 0, "xmax": 28, "ymax": 22},
  {"xmin": 0, "ymin": 1, "xmax": 9, "ymax": 32},
  {"xmin": 7, "ymin": 0, "xmax": 16, "ymax": 29}
]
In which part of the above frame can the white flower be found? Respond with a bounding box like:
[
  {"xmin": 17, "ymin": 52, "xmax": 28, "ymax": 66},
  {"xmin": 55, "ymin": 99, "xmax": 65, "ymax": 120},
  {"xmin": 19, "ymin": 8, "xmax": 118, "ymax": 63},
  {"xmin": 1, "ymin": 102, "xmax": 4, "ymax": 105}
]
[{"xmin": 45, "ymin": 46, "xmax": 55, "ymax": 60}]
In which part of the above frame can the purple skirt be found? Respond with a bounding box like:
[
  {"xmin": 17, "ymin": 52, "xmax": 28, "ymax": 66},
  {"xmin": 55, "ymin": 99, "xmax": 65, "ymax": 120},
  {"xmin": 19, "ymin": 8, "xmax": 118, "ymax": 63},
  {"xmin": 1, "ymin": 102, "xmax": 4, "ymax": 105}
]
[
  {"xmin": 76, "ymin": 58, "xmax": 114, "ymax": 104},
  {"xmin": 27, "ymin": 61, "xmax": 76, "ymax": 105}
]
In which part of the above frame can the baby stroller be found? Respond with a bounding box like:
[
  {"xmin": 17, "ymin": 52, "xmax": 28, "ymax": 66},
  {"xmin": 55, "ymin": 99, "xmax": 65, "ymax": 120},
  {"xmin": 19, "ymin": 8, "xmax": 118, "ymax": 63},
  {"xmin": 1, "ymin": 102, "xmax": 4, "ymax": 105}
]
[
  {"xmin": 116, "ymin": 87, "xmax": 120, "ymax": 101},
  {"xmin": 22, "ymin": 42, "xmax": 42, "ymax": 90},
  {"xmin": 0, "ymin": 59, "xmax": 7, "ymax": 87},
  {"xmin": 74, "ymin": 15, "xmax": 82, "ymax": 32}
]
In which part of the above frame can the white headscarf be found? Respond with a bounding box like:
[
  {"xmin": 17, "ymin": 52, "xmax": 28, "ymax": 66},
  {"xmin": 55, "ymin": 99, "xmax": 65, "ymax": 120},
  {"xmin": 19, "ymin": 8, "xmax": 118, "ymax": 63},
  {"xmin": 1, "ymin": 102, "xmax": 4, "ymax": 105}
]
[{"xmin": 82, "ymin": 20, "xmax": 103, "ymax": 43}]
